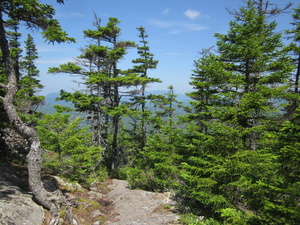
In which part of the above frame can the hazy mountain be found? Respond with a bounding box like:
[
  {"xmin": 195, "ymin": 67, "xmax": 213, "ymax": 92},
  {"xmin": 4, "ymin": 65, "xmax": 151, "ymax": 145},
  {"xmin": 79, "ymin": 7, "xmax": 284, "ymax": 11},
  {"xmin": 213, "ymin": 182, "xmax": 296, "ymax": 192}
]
[
  {"xmin": 37, "ymin": 93, "xmax": 73, "ymax": 114},
  {"xmin": 38, "ymin": 90, "xmax": 191, "ymax": 114}
]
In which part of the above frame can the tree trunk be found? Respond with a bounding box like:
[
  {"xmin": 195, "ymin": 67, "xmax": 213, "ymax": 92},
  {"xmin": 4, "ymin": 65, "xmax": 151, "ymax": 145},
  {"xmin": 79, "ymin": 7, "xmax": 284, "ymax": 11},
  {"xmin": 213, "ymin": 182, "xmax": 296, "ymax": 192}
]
[
  {"xmin": 141, "ymin": 84, "xmax": 147, "ymax": 150},
  {"xmin": 0, "ymin": 14, "xmax": 76, "ymax": 224},
  {"xmin": 295, "ymin": 52, "xmax": 300, "ymax": 94},
  {"xmin": 111, "ymin": 83, "xmax": 120, "ymax": 170}
]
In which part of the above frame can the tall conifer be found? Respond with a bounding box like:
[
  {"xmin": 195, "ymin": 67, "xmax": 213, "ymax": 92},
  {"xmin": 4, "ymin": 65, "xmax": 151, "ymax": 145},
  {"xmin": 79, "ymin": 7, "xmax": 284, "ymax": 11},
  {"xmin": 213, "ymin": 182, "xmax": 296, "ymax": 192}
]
[
  {"xmin": 181, "ymin": 0, "xmax": 295, "ymax": 222},
  {"xmin": 131, "ymin": 26, "xmax": 159, "ymax": 149}
]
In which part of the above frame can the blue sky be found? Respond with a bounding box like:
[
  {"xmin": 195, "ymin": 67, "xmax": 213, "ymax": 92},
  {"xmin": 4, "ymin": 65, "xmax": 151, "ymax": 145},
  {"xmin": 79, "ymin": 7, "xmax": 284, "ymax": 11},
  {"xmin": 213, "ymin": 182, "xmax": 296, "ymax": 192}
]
[{"xmin": 24, "ymin": 0, "xmax": 299, "ymax": 95}]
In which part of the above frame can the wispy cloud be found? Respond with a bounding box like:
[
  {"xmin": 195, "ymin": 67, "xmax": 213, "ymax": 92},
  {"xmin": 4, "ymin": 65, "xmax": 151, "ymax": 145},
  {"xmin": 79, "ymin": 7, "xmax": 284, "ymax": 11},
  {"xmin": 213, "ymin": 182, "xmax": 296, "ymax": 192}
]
[
  {"xmin": 56, "ymin": 12, "xmax": 85, "ymax": 18},
  {"xmin": 149, "ymin": 19, "xmax": 208, "ymax": 34},
  {"xmin": 37, "ymin": 46, "xmax": 62, "ymax": 53},
  {"xmin": 162, "ymin": 8, "xmax": 170, "ymax": 15},
  {"xmin": 184, "ymin": 9, "xmax": 200, "ymax": 20},
  {"xmin": 36, "ymin": 57, "xmax": 75, "ymax": 65},
  {"xmin": 182, "ymin": 22, "xmax": 207, "ymax": 31},
  {"xmin": 150, "ymin": 19, "xmax": 173, "ymax": 28},
  {"xmin": 37, "ymin": 45, "xmax": 76, "ymax": 53}
]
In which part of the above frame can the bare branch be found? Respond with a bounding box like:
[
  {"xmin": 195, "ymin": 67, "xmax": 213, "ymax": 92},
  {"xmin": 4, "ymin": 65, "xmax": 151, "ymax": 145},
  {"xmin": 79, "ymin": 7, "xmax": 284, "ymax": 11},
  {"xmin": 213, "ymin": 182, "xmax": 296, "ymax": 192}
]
[{"xmin": 226, "ymin": 0, "xmax": 293, "ymax": 17}]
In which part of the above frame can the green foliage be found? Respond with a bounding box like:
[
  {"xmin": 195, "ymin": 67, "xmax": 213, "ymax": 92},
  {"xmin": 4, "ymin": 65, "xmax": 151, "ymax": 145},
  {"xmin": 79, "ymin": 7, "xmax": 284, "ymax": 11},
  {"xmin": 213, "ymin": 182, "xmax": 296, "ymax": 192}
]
[
  {"xmin": 38, "ymin": 112, "xmax": 107, "ymax": 185},
  {"xmin": 48, "ymin": 17, "xmax": 161, "ymax": 170},
  {"xmin": 41, "ymin": 19, "xmax": 76, "ymax": 44},
  {"xmin": 1, "ymin": 0, "xmax": 75, "ymax": 44},
  {"xmin": 251, "ymin": 109, "xmax": 300, "ymax": 224},
  {"xmin": 17, "ymin": 33, "xmax": 44, "ymax": 118},
  {"xmin": 180, "ymin": 213, "xmax": 221, "ymax": 225},
  {"xmin": 0, "ymin": 17, "xmax": 45, "ymax": 160},
  {"xmin": 220, "ymin": 208, "xmax": 248, "ymax": 225},
  {"xmin": 122, "ymin": 87, "xmax": 184, "ymax": 193},
  {"xmin": 3, "ymin": 1, "xmax": 300, "ymax": 224},
  {"xmin": 123, "ymin": 168, "xmax": 164, "ymax": 191},
  {"xmin": 0, "ymin": 0, "xmax": 75, "ymax": 163},
  {"xmin": 178, "ymin": 1, "xmax": 298, "ymax": 224}
]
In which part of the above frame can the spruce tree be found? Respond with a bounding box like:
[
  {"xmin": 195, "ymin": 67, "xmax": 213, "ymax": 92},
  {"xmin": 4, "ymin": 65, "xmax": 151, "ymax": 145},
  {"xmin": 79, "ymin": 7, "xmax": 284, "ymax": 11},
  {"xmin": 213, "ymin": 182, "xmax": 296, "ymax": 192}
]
[
  {"xmin": 49, "ymin": 17, "xmax": 155, "ymax": 170},
  {"xmin": 17, "ymin": 34, "xmax": 44, "ymax": 116},
  {"xmin": 37, "ymin": 112, "xmax": 104, "ymax": 185},
  {"xmin": 128, "ymin": 86, "xmax": 184, "ymax": 191},
  {"xmin": 4, "ymin": 19, "xmax": 22, "ymax": 82},
  {"xmin": 187, "ymin": 49, "xmax": 230, "ymax": 133},
  {"xmin": 285, "ymin": 4, "xmax": 300, "ymax": 118},
  {"xmin": 180, "ymin": 0, "xmax": 295, "ymax": 222},
  {"xmin": 214, "ymin": 0, "xmax": 294, "ymax": 150},
  {"xmin": 131, "ymin": 26, "xmax": 159, "ymax": 149}
]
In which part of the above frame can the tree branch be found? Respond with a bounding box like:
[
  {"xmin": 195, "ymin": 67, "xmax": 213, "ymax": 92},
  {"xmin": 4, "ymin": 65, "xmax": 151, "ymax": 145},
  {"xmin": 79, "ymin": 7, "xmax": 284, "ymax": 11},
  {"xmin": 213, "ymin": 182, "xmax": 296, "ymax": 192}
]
[{"xmin": 0, "ymin": 82, "xmax": 7, "ymax": 89}]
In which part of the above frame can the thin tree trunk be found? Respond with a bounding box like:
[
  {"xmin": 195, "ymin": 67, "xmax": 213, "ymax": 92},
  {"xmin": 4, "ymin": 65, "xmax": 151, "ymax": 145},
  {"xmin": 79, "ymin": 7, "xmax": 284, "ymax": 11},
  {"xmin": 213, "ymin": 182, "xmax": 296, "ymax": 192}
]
[
  {"xmin": 141, "ymin": 84, "xmax": 147, "ymax": 149},
  {"xmin": 295, "ymin": 52, "xmax": 300, "ymax": 93},
  {"xmin": 111, "ymin": 83, "xmax": 120, "ymax": 170}
]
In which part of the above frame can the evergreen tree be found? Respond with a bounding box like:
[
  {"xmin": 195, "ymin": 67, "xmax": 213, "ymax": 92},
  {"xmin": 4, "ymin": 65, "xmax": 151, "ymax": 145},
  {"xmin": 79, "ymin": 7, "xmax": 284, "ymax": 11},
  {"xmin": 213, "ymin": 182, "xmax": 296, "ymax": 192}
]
[
  {"xmin": 214, "ymin": 0, "xmax": 293, "ymax": 150},
  {"xmin": 180, "ymin": 0, "xmax": 295, "ymax": 222},
  {"xmin": 17, "ymin": 34, "xmax": 44, "ymax": 116},
  {"xmin": 131, "ymin": 26, "xmax": 160, "ymax": 149},
  {"xmin": 285, "ymin": 4, "xmax": 300, "ymax": 118},
  {"xmin": 49, "ymin": 17, "xmax": 156, "ymax": 170},
  {"xmin": 125, "ymin": 86, "xmax": 184, "ymax": 191},
  {"xmin": 145, "ymin": 86, "xmax": 182, "ymax": 134},
  {"xmin": 270, "ymin": 108, "xmax": 300, "ymax": 224},
  {"xmin": 37, "ymin": 111, "xmax": 104, "ymax": 185},
  {"xmin": 187, "ymin": 49, "xmax": 230, "ymax": 133},
  {"xmin": 4, "ymin": 19, "xmax": 22, "ymax": 82}
]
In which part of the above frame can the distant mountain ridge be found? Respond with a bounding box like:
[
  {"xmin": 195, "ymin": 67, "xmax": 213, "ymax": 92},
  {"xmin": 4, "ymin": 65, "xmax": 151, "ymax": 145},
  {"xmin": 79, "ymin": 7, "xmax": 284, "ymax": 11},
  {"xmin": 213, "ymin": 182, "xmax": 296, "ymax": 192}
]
[{"xmin": 38, "ymin": 90, "xmax": 191, "ymax": 114}]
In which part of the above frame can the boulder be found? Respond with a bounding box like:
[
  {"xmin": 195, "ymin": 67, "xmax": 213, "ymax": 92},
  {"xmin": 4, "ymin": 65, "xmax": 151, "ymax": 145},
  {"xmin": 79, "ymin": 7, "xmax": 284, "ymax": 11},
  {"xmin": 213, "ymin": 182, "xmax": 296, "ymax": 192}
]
[{"xmin": 0, "ymin": 165, "xmax": 44, "ymax": 225}]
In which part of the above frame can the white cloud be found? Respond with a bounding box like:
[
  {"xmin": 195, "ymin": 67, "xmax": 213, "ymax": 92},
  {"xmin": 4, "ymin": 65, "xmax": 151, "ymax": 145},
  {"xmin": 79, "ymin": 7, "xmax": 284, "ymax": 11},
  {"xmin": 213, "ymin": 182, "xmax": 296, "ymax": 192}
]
[
  {"xmin": 162, "ymin": 8, "xmax": 170, "ymax": 15},
  {"xmin": 149, "ymin": 19, "xmax": 208, "ymax": 34},
  {"xmin": 184, "ymin": 9, "xmax": 200, "ymax": 20}
]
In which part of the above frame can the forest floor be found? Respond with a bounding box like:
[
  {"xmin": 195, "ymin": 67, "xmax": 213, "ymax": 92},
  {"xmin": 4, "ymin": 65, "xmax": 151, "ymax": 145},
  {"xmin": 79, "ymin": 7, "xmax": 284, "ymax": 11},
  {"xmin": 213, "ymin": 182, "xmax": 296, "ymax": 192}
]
[{"xmin": 2, "ymin": 163, "xmax": 181, "ymax": 225}]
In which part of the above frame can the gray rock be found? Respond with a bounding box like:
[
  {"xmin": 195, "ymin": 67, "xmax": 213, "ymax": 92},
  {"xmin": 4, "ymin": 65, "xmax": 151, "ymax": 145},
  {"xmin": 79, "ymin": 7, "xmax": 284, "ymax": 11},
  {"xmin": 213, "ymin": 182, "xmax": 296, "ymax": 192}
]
[
  {"xmin": 92, "ymin": 210, "xmax": 103, "ymax": 218},
  {"xmin": 0, "ymin": 166, "xmax": 44, "ymax": 225},
  {"xmin": 52, "ymin": 176, "xmax": 83, "ymax": 192},
  {"xmin": 88, "ymin": 191, "xmax": 103, "ymax": 199},
  {"xmin": 104, "ymin": 179, "xmax": 180, "ymax": 225}
]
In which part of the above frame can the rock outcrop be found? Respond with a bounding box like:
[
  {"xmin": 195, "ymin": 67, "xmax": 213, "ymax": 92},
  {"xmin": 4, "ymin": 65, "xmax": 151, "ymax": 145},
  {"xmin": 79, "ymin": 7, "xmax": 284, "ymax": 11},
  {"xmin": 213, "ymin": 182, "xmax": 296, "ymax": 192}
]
[
  {"xmin": 103, "ymin": 179, "xmax": 180, "ymax": 225},
  {"xmin": 0, "ymin": 165, "xmax": 44, "ymax": 225},
  {"xmin": 0, "ymin": 165, "xmax": 180, "ymax": 225}
]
